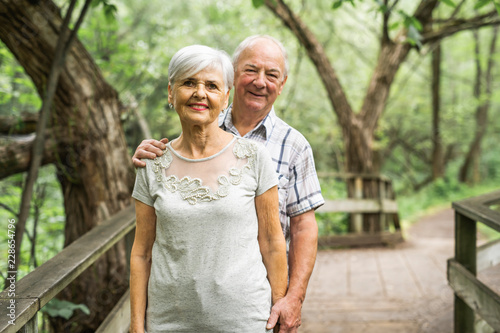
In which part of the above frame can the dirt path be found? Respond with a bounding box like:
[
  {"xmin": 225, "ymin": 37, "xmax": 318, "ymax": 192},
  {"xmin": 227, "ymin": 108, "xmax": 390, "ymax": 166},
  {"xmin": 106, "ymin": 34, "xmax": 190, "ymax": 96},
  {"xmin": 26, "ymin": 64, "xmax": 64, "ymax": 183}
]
[{"xmin": 300, "ymin": 208, "xmax": 499, "ymax": 332}]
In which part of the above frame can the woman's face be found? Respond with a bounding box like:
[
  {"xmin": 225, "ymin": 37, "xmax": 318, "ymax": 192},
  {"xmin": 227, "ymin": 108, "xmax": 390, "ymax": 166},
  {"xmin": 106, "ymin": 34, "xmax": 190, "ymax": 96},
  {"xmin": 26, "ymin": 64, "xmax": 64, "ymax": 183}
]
[{"xmin": 168, "ymin": 67, "xmax": 230, "ymax": 127}]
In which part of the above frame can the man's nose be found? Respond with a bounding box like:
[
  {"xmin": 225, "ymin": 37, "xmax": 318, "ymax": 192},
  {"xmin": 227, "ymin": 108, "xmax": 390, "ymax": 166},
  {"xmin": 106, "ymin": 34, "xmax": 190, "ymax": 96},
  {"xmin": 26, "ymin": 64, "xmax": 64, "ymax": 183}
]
[{"xmin": 253, "ymin": 72, "xmax": 266, "ymax": 88}]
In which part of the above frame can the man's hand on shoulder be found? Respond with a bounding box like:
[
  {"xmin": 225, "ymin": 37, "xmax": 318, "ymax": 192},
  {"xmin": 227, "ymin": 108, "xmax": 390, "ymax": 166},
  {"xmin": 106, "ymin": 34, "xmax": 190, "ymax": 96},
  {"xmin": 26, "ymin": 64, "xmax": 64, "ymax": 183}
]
[
  {"xmin": 132, "ymin": 138, "xmax": 169, "ymax": 168},
  {"xmin": 267, "ymin": 294, "xmax": 302, "ymax": 333}
]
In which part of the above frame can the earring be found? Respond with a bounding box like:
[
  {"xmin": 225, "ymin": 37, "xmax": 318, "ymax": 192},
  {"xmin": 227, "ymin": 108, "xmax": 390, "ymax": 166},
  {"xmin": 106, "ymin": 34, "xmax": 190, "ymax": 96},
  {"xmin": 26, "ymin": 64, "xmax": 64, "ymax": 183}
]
[{"xmin": 169, "ymin": 103, "xmax": 173, "ymax": 109}]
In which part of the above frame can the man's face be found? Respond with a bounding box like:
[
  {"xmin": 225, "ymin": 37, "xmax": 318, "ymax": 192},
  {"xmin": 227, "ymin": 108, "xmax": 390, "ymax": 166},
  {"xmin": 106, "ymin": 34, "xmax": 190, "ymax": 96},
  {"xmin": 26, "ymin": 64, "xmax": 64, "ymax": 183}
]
[{"xmin": 233, "ymin": 39, "xmax": 287, "ymax": 115}]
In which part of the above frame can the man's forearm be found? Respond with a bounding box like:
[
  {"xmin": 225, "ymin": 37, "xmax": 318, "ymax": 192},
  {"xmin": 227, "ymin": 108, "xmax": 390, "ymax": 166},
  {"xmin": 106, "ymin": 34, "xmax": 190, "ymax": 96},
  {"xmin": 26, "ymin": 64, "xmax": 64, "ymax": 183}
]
[{"xmin": 287, "ymin": 210, "xmax": 318, "ymax": 302}]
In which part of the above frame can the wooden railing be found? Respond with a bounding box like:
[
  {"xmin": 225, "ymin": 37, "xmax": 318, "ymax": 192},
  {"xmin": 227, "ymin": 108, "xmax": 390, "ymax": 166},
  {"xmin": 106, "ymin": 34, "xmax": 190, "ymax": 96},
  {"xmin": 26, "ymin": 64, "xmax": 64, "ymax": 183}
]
[
  {"xmin": 0, "ymin": 206, "xmax": 136, "ymax": 333},
  {"xmin": 316, "ymin": 173, "xmax": 402, "ymax": 247},
  {"xmin": 448, "ymin": 190, "xmax": 500, "ymax": 332}
]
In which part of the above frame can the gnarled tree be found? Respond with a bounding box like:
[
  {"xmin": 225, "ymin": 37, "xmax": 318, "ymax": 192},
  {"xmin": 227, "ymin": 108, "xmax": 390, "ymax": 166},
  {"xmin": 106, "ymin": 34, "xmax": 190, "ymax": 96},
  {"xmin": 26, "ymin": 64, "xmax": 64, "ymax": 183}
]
[
  {"xmin": 261, "ymin": 0, "xmax": 500, "ymax": 231},
  {"xmin": 0, "ymin": 0, "xmax": 135, "ymax": 330}
]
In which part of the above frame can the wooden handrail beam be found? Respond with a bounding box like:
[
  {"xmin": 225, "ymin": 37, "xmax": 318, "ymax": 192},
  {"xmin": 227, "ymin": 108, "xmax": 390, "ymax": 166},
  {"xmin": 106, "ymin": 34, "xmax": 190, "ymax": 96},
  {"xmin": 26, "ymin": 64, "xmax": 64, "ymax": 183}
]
[
  {"xmin": 448, "ymin": 259, "xmax": 500, "ymax": 331},
  {"xmin": 449, "ymin": 190, "xmax": 500, "ymax": 333},
  {"xmin": 452, "ymin": 190, "xmax": 500, "ymax": 233},
  {"xmin": 0, "ymin": 205, "xmax": 136, "ymax": 333},
  {"xmin": 316, "ymin": 199, "xmax": 398, "ymax": 214}
]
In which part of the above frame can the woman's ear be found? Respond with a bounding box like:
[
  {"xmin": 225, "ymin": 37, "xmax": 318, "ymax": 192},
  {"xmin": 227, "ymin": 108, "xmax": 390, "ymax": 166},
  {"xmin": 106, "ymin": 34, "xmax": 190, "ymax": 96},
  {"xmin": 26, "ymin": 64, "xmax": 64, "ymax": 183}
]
[
  {"xmin": 168, "ymin": 83, "xmax": 173, "ymax": 104},
  {"xmin": 223, "ymin": 89, "xmax": 231, "ymax": 109}
]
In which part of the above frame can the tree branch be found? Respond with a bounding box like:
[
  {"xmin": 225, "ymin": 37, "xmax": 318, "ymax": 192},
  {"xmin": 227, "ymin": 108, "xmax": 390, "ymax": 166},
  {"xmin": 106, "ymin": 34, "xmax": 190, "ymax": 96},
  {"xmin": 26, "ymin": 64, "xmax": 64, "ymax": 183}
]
[
  {"xmin": 0, "ymin": 114, "xmax": 38, "ymax": 135},
  {"xmin": 360, "ymin": 0, "xmax": 440, "ymax": 134},
  {"xmin": 264, "ymin": 0, "xmax": 354, "ymax": 127},
  {"xmin": 382, "ymin": 0, "xmax": 391, "ymax": 43},
  {"xmin": 14, "ymin": 0, "xmax": 92, "ymax": 278},
  {"xmin": 0, "ymin": 134, "xmax": 58, "ymax": 179},
  {"xmin": 423, "ymin": 12, "xmax": 500, "ymax": 44}
]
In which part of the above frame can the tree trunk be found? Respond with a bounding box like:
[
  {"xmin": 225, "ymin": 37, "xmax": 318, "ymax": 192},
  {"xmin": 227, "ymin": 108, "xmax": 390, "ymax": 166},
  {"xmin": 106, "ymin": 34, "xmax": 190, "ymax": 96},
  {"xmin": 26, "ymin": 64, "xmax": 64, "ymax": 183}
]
[
  {"xmin": 264, "ymin": 0, "xmax": 439, "ymax": 232},
  {"xmin": 431, "ymin": 43, "xmax": 445, "ymax": 179},
  {"xmin": 0, "ymin": 0, "xmax": 135, "ymax": 330},
  {"xmin": 459, "ymin": 27, "xmax": 498, "ymax": 183}
]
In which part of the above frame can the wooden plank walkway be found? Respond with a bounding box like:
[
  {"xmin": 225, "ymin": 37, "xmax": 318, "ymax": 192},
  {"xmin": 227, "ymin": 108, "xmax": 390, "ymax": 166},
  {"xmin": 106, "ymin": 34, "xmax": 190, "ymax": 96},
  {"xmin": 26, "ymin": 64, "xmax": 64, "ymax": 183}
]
[{"xmin": 301, "ymin": 209, "xmax": 500, "ymax": 332}]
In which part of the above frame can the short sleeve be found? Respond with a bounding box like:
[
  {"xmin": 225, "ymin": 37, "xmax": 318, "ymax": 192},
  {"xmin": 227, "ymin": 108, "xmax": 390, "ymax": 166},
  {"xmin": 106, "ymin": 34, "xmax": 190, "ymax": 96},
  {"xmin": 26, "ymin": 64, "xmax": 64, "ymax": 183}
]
[
  {"xmin": 131, "ymin": 162, "xmax": 155, "ymax": 207},
  {"xmin": 254, "ymin": 144, "xmax": 278, "ymax": 196},
  {"xmin": 286, "ymin": 144, "xmax": 324, "ymax": 217}
]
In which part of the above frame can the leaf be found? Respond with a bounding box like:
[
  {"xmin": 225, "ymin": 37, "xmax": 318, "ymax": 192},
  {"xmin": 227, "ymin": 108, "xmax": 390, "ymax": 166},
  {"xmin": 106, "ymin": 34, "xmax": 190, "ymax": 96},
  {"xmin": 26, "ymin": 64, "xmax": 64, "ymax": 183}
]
[
  {"xmin": 41, "ymin": 298, "xmax": 90, "ymax": 320},
  {"xmin": 374, "ymin": 0, "xmax": 389, "ymax": 13},
  {"xmin": 495, "ymin": 2, "xmax": 500, "ymax": 16},
  {"xmin": 411, "ymin": 17, "xmax": 423, "ymax": 31},
  {"xmin": 407, "ymin": 24, "xmax": 423, "ymax": 48},
  {"xmin": 474, "ymin": 0, "xmax": 491, "ymax": 10},
  {"xmin": 90, "ymin": 0, "xmax": 102, "ymax": 8},
  {"xmin": 251, "ymin": 0, "xmax": 265, "ymax": 8},
  {"xmin": 104, "ymin": 4, "xmax": 117, "ymax": 23},
  {"xmin": 389, "ymin": 21, "xmax": 400, "ymax": 30},
  {"xmin": 439, "ymin": 0, "xmax": 456, "ymax": 7},
  {"xmin": 332, "ymin": 0, "xmax": 343, "ymax": 9},
  {"xmin": 332, "ymin": 0, "xmax": 356, "ymax": 9}
]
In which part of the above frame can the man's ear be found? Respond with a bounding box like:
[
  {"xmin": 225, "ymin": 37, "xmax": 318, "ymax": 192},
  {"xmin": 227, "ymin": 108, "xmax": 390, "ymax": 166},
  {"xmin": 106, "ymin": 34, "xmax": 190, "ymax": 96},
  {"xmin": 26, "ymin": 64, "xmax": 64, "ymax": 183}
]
[{"xmin": 278, "ymin": 76, "xmax": 288, "ymax": 95}]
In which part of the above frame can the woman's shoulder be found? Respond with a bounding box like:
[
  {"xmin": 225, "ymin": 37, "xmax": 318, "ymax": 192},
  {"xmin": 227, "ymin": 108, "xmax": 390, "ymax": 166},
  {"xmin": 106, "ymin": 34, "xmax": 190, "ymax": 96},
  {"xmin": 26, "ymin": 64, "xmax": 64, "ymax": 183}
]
[
  {"xmin": 233, "ymin": 137, "xmax": 266, "ymax": 159},
  {"xmin": 140, "ymin": 147, "xmax": 173, "ymax": 171}
]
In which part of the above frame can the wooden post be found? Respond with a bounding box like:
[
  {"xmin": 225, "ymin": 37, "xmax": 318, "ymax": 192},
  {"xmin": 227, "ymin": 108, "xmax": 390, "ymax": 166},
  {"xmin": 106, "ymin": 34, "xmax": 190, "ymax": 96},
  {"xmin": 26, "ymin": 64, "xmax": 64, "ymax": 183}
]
[
  {"xmin": 19, "ymin": 316, "xmax": 38, "ymax": 333},
  {"xmin": 125, "ymin": 228, "xmax": 135, "ymax": 282},
  {"xmin": 352, "ymin": 177, "xmax": 363, "ymax": 233},
  {"xmin": 379, "ymin": 179, "xmax": 387, "ymax": 231},
  {"xmin": 454, "ymin": 212, "xmax": 476, "ymax": 333}
]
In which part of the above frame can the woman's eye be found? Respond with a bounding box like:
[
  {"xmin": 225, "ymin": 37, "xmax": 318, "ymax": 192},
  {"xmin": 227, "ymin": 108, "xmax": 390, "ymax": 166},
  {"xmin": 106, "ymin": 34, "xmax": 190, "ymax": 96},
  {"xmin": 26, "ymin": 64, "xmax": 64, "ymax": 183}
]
[
  {"xmin": 183, "ymin": 81, "xmax": 195, "ymax": 87},
  {"xmin": 207, "ymin": 83, "xmax": 218, "ymax": 90}
]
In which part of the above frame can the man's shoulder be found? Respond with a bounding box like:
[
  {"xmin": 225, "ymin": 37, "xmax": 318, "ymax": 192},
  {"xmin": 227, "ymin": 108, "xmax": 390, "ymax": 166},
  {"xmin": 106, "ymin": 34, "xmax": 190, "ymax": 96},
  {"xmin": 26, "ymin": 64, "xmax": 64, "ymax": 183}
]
[{"xmin": 270, "ymin": 114, "xmax": 310, "ymax": 149}]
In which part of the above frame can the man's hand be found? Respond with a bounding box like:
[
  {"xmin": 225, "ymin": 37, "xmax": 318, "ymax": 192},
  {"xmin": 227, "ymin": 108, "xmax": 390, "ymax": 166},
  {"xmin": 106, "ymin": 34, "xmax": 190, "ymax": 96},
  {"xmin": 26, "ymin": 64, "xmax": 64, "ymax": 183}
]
[
  {"xmin": 266, "ymin": 294, "xmax": 302, "ymax": 333},
  {"xmin": 131, "ymin": 138, "xmax": 169, "ymax": 168}
]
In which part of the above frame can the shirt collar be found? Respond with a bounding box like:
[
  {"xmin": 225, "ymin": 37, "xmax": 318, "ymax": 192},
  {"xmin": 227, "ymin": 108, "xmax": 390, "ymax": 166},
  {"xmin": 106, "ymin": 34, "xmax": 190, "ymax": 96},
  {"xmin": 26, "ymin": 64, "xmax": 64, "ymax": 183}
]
[{"xmin": 219, "ymin": 104, "xmax": 276, "ymax": 139}]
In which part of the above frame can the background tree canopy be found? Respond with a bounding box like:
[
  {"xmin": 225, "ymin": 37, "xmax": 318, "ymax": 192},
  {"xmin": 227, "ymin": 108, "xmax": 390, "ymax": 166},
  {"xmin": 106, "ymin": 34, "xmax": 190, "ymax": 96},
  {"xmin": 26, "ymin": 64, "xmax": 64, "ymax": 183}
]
[{"xmin": 0, "ymin": 0, "xmax": 499, "ymax": 331}]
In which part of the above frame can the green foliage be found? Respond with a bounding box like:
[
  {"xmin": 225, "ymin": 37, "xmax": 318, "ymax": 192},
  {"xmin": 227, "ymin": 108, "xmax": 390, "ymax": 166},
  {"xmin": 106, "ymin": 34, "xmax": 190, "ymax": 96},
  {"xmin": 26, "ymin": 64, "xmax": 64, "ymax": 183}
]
[
  {"xmin": 91, "ymin": 0, "xmax": 117, "ymax": 22},
  {"xmin": 332, "ymin": 0, "xmax": 355, "ymax": 9},
  {"xmin": 475, "ymin": 0, "xmax": 493, "ymax": 10},
  {"xmin": 41, "ymin": 298, "xmax": 90, "ymax": 320},
  {"xmin": 316, "ymin": 177, "xmax": 348, "ymax": 236},
  {"xmin": 0, "ymin": 43, "xmax": 41, "ymax": 115},
  {"xmin": 0, "ymin": 166, "xmax": 65, "ymax": 282},
  {"xmin": 397, "ymin": 177, "xmax": 500, "ymax": 226},
  {"xmin": 251, "ymin": 0, "xmax": 265, "ymax": 8},
  {"xmin": 440, "ymin": 0, "xmax": 456, "ymax": 7}
]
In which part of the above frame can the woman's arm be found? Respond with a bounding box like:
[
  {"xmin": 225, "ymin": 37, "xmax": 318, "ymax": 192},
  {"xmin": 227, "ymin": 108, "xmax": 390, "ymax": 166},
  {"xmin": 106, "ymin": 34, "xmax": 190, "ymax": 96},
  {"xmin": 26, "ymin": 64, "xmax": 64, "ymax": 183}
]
[
  {"xmin": 130, "ymin": 200, "xmax": 157, "ymax": 333},
  {"xmin": 256, "ymin": 185, "xmax": 288, "ymax": 304}
]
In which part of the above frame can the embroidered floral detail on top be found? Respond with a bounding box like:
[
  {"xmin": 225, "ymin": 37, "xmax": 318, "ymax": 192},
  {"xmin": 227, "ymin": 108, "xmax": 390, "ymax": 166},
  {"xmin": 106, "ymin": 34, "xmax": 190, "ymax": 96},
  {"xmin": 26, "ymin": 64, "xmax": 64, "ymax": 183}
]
[{"xmin": 153, "ymin": 139, "xmax": 258, "ymax": 205}]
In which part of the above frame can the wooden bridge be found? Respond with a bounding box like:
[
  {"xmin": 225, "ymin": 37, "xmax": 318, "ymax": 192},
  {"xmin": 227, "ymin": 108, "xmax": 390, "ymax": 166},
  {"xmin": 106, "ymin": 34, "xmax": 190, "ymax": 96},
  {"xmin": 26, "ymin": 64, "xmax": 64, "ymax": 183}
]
[{"xmin": 1, "ymin": 190, "xmax": 499, "ymax": 332}]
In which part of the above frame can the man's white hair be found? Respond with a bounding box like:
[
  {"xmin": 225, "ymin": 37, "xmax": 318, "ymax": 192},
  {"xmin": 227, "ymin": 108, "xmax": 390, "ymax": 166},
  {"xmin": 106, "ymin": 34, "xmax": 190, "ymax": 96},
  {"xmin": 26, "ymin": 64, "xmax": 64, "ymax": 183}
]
[{"xmin": 232, "ymin": 35, "xmax": 289, "ymax": 80}]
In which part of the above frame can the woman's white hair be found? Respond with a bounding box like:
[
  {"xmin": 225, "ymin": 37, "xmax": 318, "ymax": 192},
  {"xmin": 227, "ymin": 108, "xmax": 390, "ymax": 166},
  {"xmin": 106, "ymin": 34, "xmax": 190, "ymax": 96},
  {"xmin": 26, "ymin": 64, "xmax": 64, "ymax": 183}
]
[
  {"xmin": 232, "ymin": 35, "xmax": 289, "ymax": 80},
  {"xmin": 168, "ymin": 45, "xmax": 234, "ymax": 93}
]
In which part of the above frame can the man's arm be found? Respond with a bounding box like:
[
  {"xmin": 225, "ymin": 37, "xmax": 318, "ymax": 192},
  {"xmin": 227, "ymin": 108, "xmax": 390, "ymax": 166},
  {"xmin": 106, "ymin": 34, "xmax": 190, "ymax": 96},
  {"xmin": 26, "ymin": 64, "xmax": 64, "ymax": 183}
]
[
  {"xmin": 268, "ymin": 209, "xmax": 318, "ymax": 332},
  {"xmin": 131, "ymin": 138, "xmax": 168, "ymax": 167}
]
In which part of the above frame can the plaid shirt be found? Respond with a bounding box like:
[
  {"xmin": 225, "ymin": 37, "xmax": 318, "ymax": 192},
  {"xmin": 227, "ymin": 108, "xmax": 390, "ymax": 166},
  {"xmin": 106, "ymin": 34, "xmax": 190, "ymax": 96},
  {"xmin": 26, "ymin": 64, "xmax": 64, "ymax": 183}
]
[{"xmin": 219, "ymin": 105, "xmax": 324, "ymax": 241}]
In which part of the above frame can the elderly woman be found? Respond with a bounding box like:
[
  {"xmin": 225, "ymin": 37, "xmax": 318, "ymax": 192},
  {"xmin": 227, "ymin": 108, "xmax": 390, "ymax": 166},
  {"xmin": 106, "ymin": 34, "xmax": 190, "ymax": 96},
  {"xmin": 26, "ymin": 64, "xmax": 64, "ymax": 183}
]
[{"xmin": 129, "ymin": 45, "xmax": 287, "ymax": 333}]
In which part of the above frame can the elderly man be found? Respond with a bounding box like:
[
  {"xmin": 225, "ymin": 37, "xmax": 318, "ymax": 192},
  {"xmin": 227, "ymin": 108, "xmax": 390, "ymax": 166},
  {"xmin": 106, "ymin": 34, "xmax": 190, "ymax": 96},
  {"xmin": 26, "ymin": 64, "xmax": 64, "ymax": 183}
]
[{"xmin": 132, "ymin": 35, "xmax": 324, "ymax": 332}]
